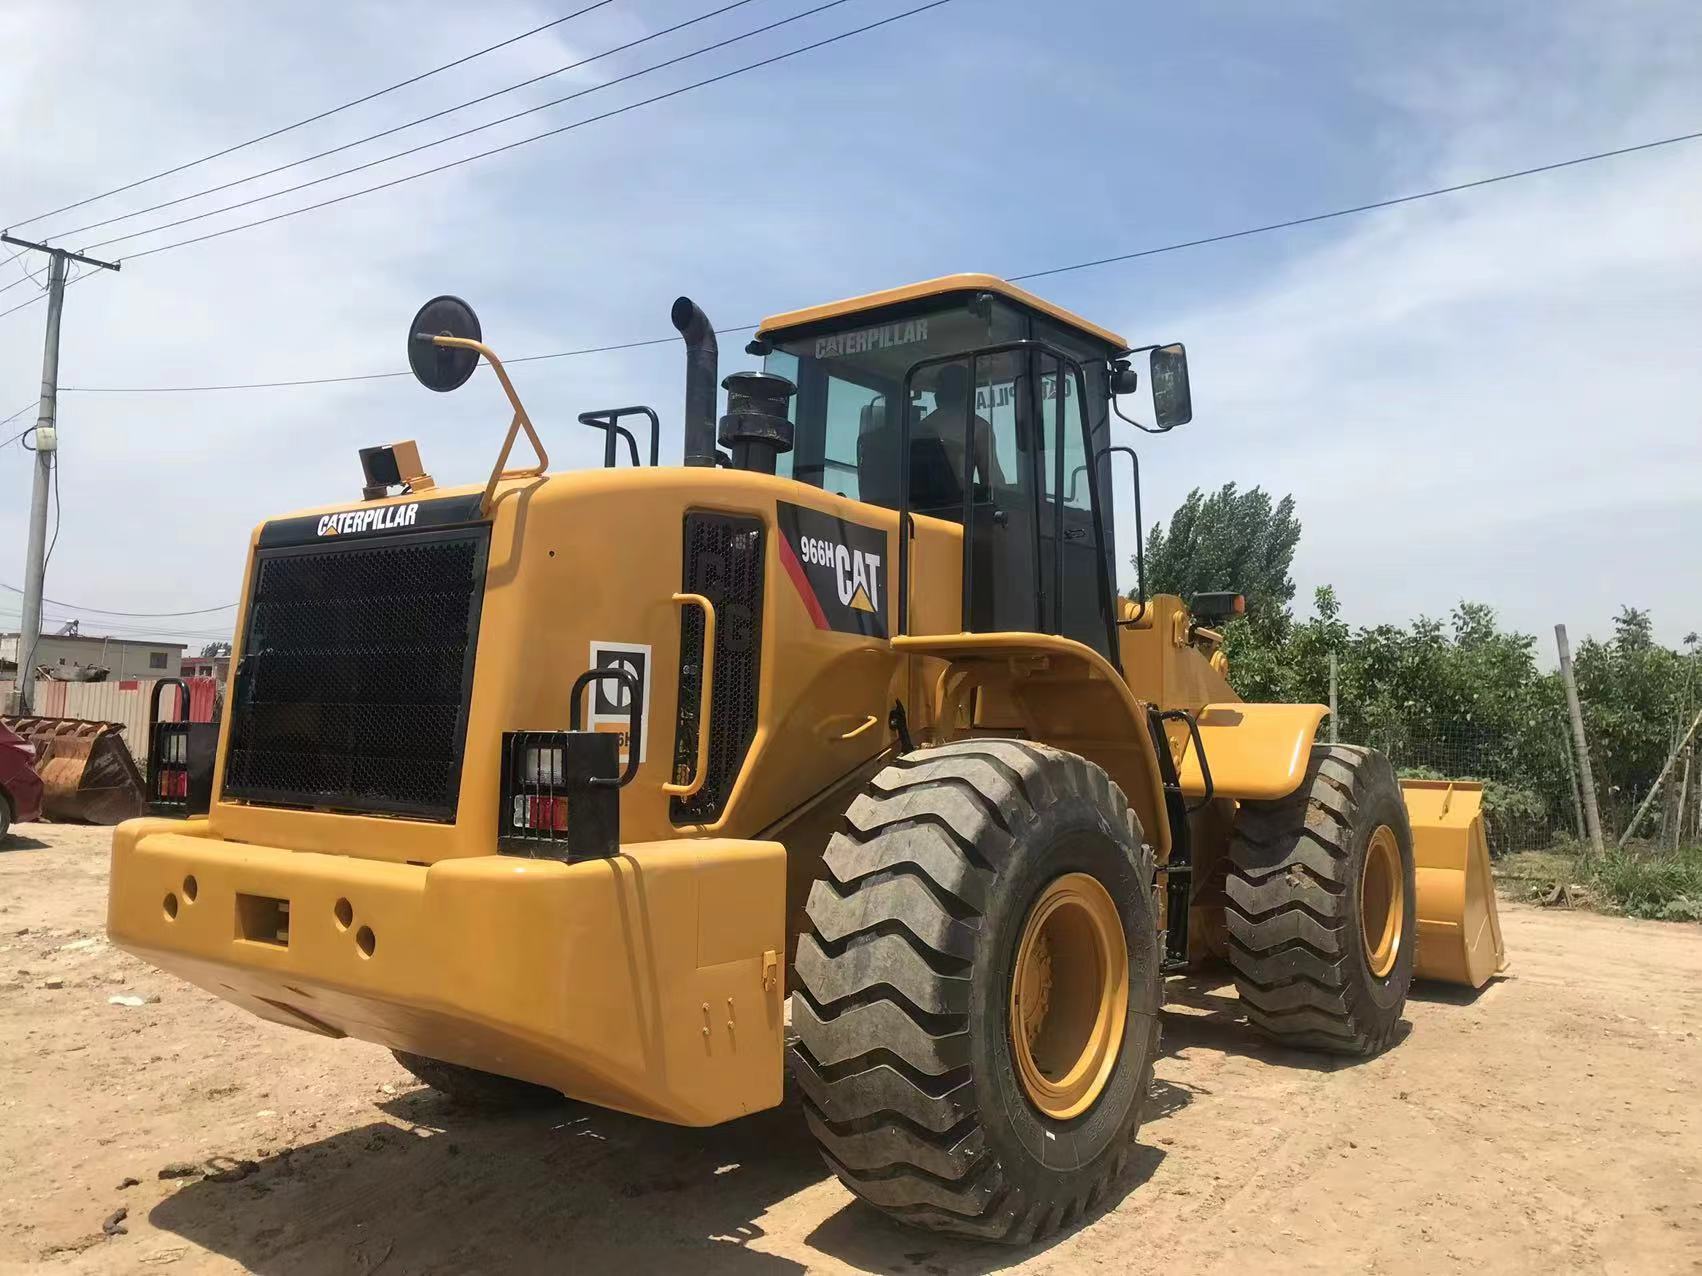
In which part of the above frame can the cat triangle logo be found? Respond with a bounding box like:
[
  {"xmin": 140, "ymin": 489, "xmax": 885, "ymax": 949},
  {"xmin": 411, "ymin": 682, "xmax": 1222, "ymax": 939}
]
[{"xmin": 848, "ymin": 583, "xmax": 876, "ymax": 614}]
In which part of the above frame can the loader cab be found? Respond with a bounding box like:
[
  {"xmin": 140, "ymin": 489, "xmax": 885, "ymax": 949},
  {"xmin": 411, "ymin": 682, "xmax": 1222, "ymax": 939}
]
[{"xmin": 759, "ymin": 275, "xmax": 1125, "ymax": 660}]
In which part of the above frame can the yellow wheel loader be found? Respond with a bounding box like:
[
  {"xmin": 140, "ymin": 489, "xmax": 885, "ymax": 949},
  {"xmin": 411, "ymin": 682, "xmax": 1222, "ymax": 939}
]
[{"xmin": 107, "ymin": 274, "xmax": 1505, "ymax": 1243}]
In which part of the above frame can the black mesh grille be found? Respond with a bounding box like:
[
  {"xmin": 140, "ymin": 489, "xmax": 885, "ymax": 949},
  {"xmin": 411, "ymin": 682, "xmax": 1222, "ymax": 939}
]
[
  {"xmin": 670, "ymin": 513, "xmax": 764, "ymax": 824},
  {"xmin": 223, "ymin": 529, "xmax": 488, "ymax": 819}
]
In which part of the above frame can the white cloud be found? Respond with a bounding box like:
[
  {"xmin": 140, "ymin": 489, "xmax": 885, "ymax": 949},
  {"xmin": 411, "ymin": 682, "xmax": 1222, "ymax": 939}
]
[{"xmin": 1113, "ymin": 5, "xmax": 1702, "ymax": 649}]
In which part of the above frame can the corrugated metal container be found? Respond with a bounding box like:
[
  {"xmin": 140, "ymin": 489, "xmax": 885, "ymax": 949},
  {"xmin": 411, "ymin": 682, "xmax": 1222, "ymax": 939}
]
[{"xmin": 0, "ymin": 676, "xmax": 216, "ymax": 765}]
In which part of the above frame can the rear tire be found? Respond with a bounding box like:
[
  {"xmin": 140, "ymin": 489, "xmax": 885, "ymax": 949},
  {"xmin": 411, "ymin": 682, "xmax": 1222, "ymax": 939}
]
[
  {"xmin": 391, "ymin": 1051, "xmax": 565, "ymax": 1108},
  {"xmin": 790, "ymin": 740, "xmax": 1161, "ymax": 1245},
  {"xmin": 1225, "ymin": 744, "xmax": 1416, "ymax": 1055}
]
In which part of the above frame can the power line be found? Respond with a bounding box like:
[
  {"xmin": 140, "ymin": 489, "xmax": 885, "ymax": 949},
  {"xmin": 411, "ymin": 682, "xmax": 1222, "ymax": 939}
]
[
  {"xmin": 0, "ymin": 269, "xmax": 98, "ymax": 324},
  {"xmin": 57, "ymin": 121, "xmax": 1702, "ymax": 395},
  {"xmin": 114, "ymin": 0, "xmax": 953, "ymax": 263},
  {"xmin": 49, "ymin": 0, "xmax": 762, "ymax": 243},
  {"xmin": 2, "ymin": 402, "xmax": 37, "ymax": 437},
  {"xmin": 64, "ymin": 327, "xmax": 756, "ymax": 393},
  {"xmin": 0, "ymin": 580, "xmax": 236, "ymax": 616},
  {"xmin": 7, "ymin": 0, "xmax": 620, "ymax": 230},
  {"xmin": 87, "ymin": 0, "xmax": 864, "ymax": 256},
  {"xmin": 1008, "ymin": 126, "xmax": 1702, "ymax": 282}
]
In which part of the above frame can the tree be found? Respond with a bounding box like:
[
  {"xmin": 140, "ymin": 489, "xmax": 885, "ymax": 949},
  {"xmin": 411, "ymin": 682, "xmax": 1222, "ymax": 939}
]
[
  {"xmin": 1139, "ymin": 483, "xmax": 1300, "ymax": 624},
  {"xmin": 200, "ymin": 641, "xmax": 232, "ymax": 658}
]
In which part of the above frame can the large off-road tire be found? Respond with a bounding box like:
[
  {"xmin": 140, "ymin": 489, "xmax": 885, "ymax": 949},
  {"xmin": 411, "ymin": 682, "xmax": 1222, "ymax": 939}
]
[
  {"xmin": 1226, "ymin": 744, "xmax": 1417, "ymax": 1055},
  {"xmin": 790, "ymin": 740, "xmax": 1161, "ymax": 1245},
  {"xmin": 391, "ymin": 1051, "xmax": 565, "ymax": 1108}
]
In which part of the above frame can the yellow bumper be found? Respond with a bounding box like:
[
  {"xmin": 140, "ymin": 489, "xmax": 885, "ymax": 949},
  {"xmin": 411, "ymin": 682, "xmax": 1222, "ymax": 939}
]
[{"xmin": 107, "ymin": 818, "xmax": 786, "ymax": 1126}]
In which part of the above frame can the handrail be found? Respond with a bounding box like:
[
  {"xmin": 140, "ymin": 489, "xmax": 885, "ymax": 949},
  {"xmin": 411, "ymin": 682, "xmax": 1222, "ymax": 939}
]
[
  {"xmin": 664, "ymin": 592, "xmax": 717, "ymax": 799},
  {"xmin": 422, "ymin": 334, "xmax": 549, "ymax": 517},
  {"xmin": 576, "ymin": 405, "xmax": 660, "ymax": 469},
  {"xmin": 567, "ymin": 666, "xmax": 643, "ymax": 788}
]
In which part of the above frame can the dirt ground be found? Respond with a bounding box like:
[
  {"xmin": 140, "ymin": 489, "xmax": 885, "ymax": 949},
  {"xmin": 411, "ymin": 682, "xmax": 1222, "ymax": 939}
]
[{"xmin": 2, "ymin": 824, "xmax": 1698, "ymax": 1275}]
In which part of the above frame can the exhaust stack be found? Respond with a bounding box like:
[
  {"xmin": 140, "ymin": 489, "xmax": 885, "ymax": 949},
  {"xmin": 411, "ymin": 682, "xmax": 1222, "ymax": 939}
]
[{"xmin": 671, "ymin": 296, "xmax": 719, "ymax": 467}]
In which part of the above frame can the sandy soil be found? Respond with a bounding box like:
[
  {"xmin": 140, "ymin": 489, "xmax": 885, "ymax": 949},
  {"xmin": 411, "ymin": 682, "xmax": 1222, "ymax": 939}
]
[{"xmin": 2, "ymin": 823, "xmax": 1698, "ymax": 1275}]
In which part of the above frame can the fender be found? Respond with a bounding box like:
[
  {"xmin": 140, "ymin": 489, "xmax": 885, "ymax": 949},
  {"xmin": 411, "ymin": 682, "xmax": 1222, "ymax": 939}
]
[
  {"xmin": 1174, "ymin": 702, "xmax": 1329, "ymax": 801},
  {"xmin": 892, "ymin": 631, "xmax": 1174, "ymax": 864}
]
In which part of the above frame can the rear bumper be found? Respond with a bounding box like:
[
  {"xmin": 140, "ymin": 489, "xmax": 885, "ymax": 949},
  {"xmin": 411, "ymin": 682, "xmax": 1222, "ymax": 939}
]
[{"xmin": 107, "ymin": 818, "xmax": 786, "ymax": 1125}]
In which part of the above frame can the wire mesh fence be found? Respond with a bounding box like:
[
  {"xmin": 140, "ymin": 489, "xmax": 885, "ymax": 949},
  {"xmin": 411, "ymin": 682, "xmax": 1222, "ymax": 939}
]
[{"xmin": 1365, "ymin": 712, "xmax": 1584, "ymax": 855}]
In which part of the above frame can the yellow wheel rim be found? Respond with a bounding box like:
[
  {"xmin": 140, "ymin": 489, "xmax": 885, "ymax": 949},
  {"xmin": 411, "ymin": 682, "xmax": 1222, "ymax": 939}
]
[
  {"xmin": 1009, "ymin": 872, "xmax": 1128, "ymax": 1121},
  {"xmin": 1360, "ymin": 825, "xmax": 1404, "ymax": 979}
]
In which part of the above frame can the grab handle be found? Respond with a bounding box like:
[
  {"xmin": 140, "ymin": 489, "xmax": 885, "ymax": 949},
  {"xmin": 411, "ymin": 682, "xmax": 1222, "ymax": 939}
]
[{"xmin": 664, "ymin": 592, "xmax": 717, "ymax": 798}]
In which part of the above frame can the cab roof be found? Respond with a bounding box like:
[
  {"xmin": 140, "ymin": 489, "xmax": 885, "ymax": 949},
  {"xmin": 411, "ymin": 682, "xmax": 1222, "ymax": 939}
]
[{"xmin": 757, "ymin": 273, "xmax": 1127, "ymax": 350}]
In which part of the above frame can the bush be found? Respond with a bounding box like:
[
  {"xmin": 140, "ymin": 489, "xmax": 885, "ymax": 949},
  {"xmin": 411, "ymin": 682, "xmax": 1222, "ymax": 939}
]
[{"xmin": 1587, "ymin": 845, "xmax": 1702, "ymax": 920}]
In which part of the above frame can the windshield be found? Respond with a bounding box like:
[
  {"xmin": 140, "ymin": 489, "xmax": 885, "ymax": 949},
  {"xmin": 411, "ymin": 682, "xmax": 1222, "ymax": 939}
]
[{"xmin": 763, "ymin": 296, "xmax": 1026, "ymax": 509}]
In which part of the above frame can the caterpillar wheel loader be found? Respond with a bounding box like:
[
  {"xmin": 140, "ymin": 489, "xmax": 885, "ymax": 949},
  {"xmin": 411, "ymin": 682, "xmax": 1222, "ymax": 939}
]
[{"xmin": 108, "ymin": 274, "xmax": 1505, "ymax": 1244}]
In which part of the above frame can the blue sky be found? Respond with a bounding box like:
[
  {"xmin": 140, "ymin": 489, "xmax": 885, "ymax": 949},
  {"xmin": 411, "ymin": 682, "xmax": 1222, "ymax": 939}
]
[{"xmin": 2, "ymin": 0, "xmax": 1699, "ymax": 653}]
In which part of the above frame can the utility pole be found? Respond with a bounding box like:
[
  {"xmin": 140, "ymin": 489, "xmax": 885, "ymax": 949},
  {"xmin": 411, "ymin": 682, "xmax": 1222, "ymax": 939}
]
[
  {"xmin": 1555, "ymin": 623, "xmax": 1605, "ymax": 858},
  {"xmin": 1, "ymin": 232, "xmax": 119, "ymax": 714}
]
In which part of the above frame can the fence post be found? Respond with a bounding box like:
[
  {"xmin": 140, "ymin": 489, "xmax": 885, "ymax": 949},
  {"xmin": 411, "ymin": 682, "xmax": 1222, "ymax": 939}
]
[
  {"xmin": 1555, "ymin": 624, "xmax": 1605, "ymax": 858},
  {"xmin": 1328, "ymin": 651, "xmax": 1339, "ymax": 745},
  {"xmin": 1618, "ymin": 708, "xmax": 1702, "ymax": 849}
]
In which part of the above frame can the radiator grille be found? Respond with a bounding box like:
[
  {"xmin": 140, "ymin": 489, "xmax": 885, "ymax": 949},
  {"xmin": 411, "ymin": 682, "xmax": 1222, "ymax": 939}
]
[
  {"xmin": 670, "ymin": 513, "xmax": 764, "ymax": 824},
  {"xmin": 223, "ymin": 528, "xmax": 488, "ymax": 819}
]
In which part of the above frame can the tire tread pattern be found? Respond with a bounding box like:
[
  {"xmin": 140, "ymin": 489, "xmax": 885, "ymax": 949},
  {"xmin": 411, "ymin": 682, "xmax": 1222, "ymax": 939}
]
[
  {"xmin": 790, "ymin": 739, "xmax": 1157, "ymax": 1245},
  {"xmin": 1224, "ymin": 743, "xmax": 1412, "ymax": 1056}
]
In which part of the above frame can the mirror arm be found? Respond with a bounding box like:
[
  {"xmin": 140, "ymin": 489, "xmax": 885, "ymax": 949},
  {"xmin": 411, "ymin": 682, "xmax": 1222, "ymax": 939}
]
[
  {"xmin": 1112, "ymin": 391, "xmax": 1173, "ymax": 436},
  {"xmin": 425, "ymin": 334, "xmax": 550, "ymax": 516}
]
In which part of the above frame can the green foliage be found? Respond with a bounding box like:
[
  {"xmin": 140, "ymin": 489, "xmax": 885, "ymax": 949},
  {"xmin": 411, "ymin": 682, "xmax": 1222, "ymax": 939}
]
[
  {"xmin": 1140, "ymin": 483, "xmax": 1300, "ymax": 625},
  {"xmin": 1148, "ymin": 487, "xmax": 1700, "ymax": 856},
  {"xmin": 199, "ymin": 641, "xmax": 232, "ymax": 658},
  {"xmin": 1587, "ymin": 846, "xmax": 1702, "ymax": 920},
  {"xmin": 1570, "ymin": 607, "xmax": 1699, "ymax": 833}
]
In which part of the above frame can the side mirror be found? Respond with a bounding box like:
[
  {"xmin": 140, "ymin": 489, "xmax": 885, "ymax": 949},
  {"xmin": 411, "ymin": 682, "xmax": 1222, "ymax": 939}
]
[
  {"xmin": 408, "ymin": 295, "xmax": 482, "ymax": 392},
  {"xmin": 1149, "ymin": 342, "xmax": 1192, "ymax": 429}
]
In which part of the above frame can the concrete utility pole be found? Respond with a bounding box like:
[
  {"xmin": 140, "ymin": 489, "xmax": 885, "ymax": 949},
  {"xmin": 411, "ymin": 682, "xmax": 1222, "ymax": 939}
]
[
  {"xmin": 1, "ymin": 232, "xmax": 119, "ymax": 714},
  {"xmin": 1555, "ymin": 623, "xmax": 1605, "ymax": 858}
]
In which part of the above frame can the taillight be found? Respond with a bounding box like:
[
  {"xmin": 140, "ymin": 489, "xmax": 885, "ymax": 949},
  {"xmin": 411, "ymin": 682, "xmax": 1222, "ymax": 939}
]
[
  {"xmin": 499, "ymin": 666, "xmax": 643, "ymax": 862},
  {"xmin": 510, "ymin": 792, "xmax": 568, "ymax": 832}
]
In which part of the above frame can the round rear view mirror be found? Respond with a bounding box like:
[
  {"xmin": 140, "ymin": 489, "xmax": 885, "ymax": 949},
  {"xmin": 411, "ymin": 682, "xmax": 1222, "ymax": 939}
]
[{"xmin": 408, "ymin": 295, "xmax": 482, "ymax": 392}]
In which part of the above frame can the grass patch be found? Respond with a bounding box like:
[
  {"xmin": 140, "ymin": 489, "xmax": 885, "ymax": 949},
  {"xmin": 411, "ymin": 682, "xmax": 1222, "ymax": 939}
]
[{"xmin": 1495, "ymin": 844, "xmax": 1702, "ymax": 922}]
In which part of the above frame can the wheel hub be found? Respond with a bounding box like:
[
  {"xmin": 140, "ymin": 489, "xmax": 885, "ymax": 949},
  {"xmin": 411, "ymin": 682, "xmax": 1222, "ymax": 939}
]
[
  {"xmin": 1009, "ymin": 872, "xmax": 1128, "ymax": 1120},
  {"xmin": 1360, "ymin": 824, "xmax": 1405, "ymax": 979}
]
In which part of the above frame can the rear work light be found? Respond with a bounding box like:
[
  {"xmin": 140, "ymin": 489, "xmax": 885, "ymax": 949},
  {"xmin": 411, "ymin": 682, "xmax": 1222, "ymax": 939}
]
[
  {"xmin": 146, "ymin": 679, "xmax": 217, "ymax": 817},
  {"xmin": 498, "ymin": 667, "xmax": 643, "ymax": 862}
]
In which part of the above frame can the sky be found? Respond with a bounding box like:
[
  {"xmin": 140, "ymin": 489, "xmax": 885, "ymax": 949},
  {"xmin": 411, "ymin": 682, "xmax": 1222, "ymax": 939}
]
[{"xmin": 2, "ymin": 0, "xmax": 1699, "ymax": 656}]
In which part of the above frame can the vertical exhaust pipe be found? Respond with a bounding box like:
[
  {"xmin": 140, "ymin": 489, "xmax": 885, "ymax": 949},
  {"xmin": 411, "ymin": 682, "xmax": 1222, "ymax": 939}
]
[{"xmin": 671, "ymin": 296, "xmax": 719, "ymax": 467}]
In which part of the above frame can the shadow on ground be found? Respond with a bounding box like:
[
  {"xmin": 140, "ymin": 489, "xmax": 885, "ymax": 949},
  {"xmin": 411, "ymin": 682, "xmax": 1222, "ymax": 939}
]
[
  {"xmin": 1407, "ymin": 974, "xmax": 1504, "ymax": 1007},
  {"xmin": 149, "ymin": 1079, "xmax": 1169, "ymax": 1276},
  {"xmin": 1160, "ymin": 974, "xmax": 1412, "ymax": 1070},
  {"xmin": 0, "ymin": 832, "xmax": 52, "ymax": 853},
  {"xmin": 149, "ymin": 983, "xmax": 1395, "ymax": 1271}
]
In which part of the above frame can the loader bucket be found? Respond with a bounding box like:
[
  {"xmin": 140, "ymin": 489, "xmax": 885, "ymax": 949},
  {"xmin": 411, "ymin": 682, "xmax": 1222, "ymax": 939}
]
[
  {"xmin": 2, "ymin": 716, "xmax": 146, "ymax": 825},
  {"xmin": 1400, "ymin": 779, "xmax": 1507, "ymax": 988}
]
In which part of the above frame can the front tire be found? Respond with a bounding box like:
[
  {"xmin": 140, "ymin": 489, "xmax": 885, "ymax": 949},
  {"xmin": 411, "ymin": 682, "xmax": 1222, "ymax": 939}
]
[
  {"xmin": 790, "ymin": 740, "xmax": 1161, "ymax": 1245},
  {"xmin": 1225, "ymin": 744, "xmax": 1416, "ymax": 1055}
]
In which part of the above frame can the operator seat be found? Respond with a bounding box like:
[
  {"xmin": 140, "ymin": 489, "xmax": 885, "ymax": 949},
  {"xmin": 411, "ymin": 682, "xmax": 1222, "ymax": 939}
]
[{"xmin": 857, "ymin": 399, "xmax": 965, "ymax": 516}]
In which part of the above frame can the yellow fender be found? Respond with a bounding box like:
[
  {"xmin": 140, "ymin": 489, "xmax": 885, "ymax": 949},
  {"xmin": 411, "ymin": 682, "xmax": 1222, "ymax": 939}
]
[
  {"xmin": 1401, "ymin": 780, "xmax": 1508, "ymax": 988},
  {"xmin": 1175, "ymin": 702, "xmax": 1328, "ymax": 800}
]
